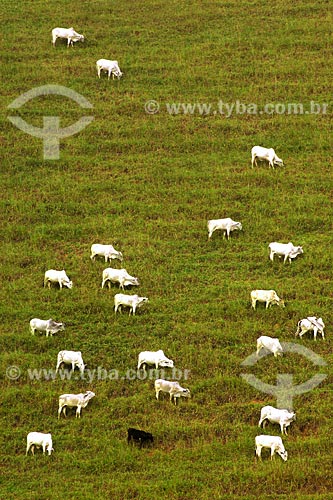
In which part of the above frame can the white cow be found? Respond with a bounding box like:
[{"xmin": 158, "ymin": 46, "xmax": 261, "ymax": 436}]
[
  {"xmin": 114, "ymin": 294, "xmax": 148, "ymax": 315},
  {"xmin": 138, "ymin": 350, "xmax": 174, "ymax": 371},
  {"xmin": 295, "ymin": 317, "xmax": 325, "ymax": 341},
  {"xmin": 96, "ymin": 59, "xmax": 123, "ymax": 80},
  {"xmin": 56, "ymin": 350, "xmax": 85, "ymax": 375},
  {"xmin": 154, "ymin": 379, "xmax": 191, "ymax": 405},
  {"xmin": 255, "ymin": 435, "xmax": 288, "ymax": 461},
  {"xmin": 44, "ymin": 269, "xmax": 72, "ymax": 289},
  {"xmin": 258, "ymin": 406, "xmax": 296, "ymax": 435},
  {"xmin": 251, "ymin": 290, "xmax": 285, "ymax": 310},
  {"xmin": 102, "ymin": 268, "xmax": 139, "ymax": 290},
  {"xmin": 26, "ymin": 432, "xmax": 53, "ymax": 456},
  {"xmin": 257, "ymin": 336, "xmax": 283, "ymax": 358},
  {"xmin": 30, "ymin": 318, "xmax": 65, "ymax": 337},
  {"xmin": 52, "ymin": 27, "xmax": 84, "ymax": 47},
  {"xmin": 58, "ymin": 391, "xmax": 95, "ymax": 419},
  {"xmin": 251, "ymin": 146, "xmax": 284, "ymax": 169},
  {"xmin": 90, "ymin": 243, "xmax": 123, "ymax": 263},
  {"xmin": 269, "ymin": 242, "xmax": 303, "ymax": 264},
  {"xmin": 207, "ymin": 218, "xmax": 243, "ymax": 240}
]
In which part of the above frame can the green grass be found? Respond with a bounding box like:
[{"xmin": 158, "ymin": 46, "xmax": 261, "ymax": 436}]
[{"xmin": 1, "ymin": 0, "xmax": 332, "ymax": 498}]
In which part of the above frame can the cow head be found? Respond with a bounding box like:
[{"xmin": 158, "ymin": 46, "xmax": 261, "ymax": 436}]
[
  {"xmin": 317, "ymin": 318, "xmax": 325, "ymax": 329},
  {"xmin": 113, "ymin": 251, "xmax": 123, "ymax": 261},
  {"xmin": 274, "ymin": 156, "xmax": 284, "ymax": 167},
  {"xmin": 49, "ymin": 320, "xmax": 65, "ymax": 333},
  {"xmin": 180, "ymin": 388, "xmax": 191, "ymax": 398},
  {"xmin": 275, "ymin": 298, "xmax": 285, "ymax": 308},
  {"xmin": 82, "ymin": 391, "xmax": 95, "ymax": 407},
  {"xmin": 278, "ymin": 449, "xmax": 288, "ymax": 461},
  {"xmin": 159, "ymin": 358, "xmax": 174, "ymax": 368},
  {"xmin": 45, "ymin": 437, "xmax": 53, "ymax": 455},
  {"xmin": 78, "ymin": 362, "xmax": 85, "ymax": 373},
  {"xmin": 234, "ymin": 222, "xmax": 242, "ymax": 231},
  {"xmin": 72, "ymin": 33, "xmax": 84, "ymax": 43},
  {"xmin": 112, "ymin": 68, "xmax": 123, "ymax": 79},
  {"xmin": 124, "ymin": 277, "xmax": 139, "ymax": 287},
  {"xmin": 138, "ymin": 297, "xmax": 149, "ymax": 307},
  {"xmin": 289, "ymin": 411, "xmax": 296, "ymax": 422}
]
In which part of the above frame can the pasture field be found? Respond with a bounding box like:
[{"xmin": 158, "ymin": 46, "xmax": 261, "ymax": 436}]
[{"xmin": 1, "ymin": 0, "xmax": 332, "ymax": 499}]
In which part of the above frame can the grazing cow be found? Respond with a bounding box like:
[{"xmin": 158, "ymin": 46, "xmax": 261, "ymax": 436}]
[
  {"xmin": 207, "ymin": 218, "xmax": 242, "ymax": 240},
  {"xmin": 255, "ymin": 435, "xmax": 288, "ymax": 461},
  {"xmin": 90, "ymin": 243, "xmax": 123, "ymax": 263},
  {"xmin": 52, "ymin": 27, "xmax": 84, "ymax": 47},
  {"xmin": 102, "ymin": 268, "xmax": 139, "ymax": 290},
  {"xmin": 295, "ymin": 317, "xmax": 325, "ymax": 341},
  {"xmin": 269, "ymin": 242, "xmax": 303, "ymax": 264},
  {"xmin": 26, "ymin": 432, "xmax": 53, "ymax": 456},
  {"xmin": 58, "ymin": 391, "xmax": 95, "ymax": 419},
  {"xmin": 251, "ymin": 290, "xmax": 285, "ymax": 310},
  {"xmin": 137, "ymin": 350, "xmax": 174, "ymax": 371},
  {"xmin": 258, "ymin": 406, "xmax": 296, "ymax": 435},
  {"xmin": 257, "ymin": 336, "xmax": 283, "ymax": 358},
  {"xmin": 114, "ymin": 294, "xmax": 148, "ymax": 316},
  {"xmin": 96, "ymin": 59, "xmax": 123, "ymax": 79},
  {"xmin": 154, "ymin": 379, "xmax": 191, "ymax": 405},
  {"xmin": 251, "ymin": 146, "xmax": 284, "ymax": 169},
  {"xmin": 30, "ymin": 318, "xmax": 65, "ymax": 337},
  {"xmin": 56, "ymin": 350, "xmax": 85, "ymax": 375},
  {"xmin": 44, "ymin": 269, "xmax": 72, "ymax": 289},
  {"xmin": 127, "ymin": 428, "xmax": 153, "ymax": 448}
]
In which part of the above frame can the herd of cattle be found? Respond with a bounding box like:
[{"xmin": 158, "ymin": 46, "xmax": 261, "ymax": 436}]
[
  {"xmin": 51, "ymin": 27, "xmax": 122, "ymax": 79},
  {"xmin": 24, "ymin": 29, "xmax": 326, "ymax": 460},
  {"xmin": 26, "ymin": 231, "xmax": 325, "ymax": 459}
]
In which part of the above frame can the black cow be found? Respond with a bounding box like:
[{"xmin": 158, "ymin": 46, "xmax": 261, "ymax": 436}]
[{"xmin": 127, "ymin": 428, "xmax": 154, "ymax": 448}]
